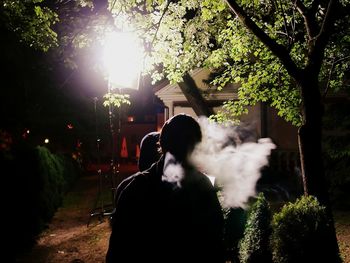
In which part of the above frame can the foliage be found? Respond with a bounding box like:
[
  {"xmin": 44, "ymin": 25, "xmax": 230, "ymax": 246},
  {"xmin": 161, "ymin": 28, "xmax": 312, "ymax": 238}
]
[
  {"xmin": 323, "ymin": 101, "xmax": 350, "ymax": 209},
  {"xmin": 238, "ymin": 193, "xmax": 272, "ymax": 263},
  {"xmin": 108, "ymin": 0, "xmax": 349, "ymax": 126},
  {"xmin": 324, "ymin": 152, "xmax": 350, "ymax": 210},
  {"xmin": 2, "ymin": 0, "xmax": 349, "ymax": 126},
  {"xmin": 1, "ymin": 0, "xmax": 59, "ymax": 51},
  {"xmin": 223, "ymin": 206, "xmax": 247, "ymax": 262},
  {"xmin": 0, "ymin": 0, "xmax": 106, "ymax": 67},
  {"xmin": 2, "ymin": 140, "xmax": 81, "ymax": 259},
  {"xmin": 271, "ymin": 195, "xmax": 341, "ymax": 263},
  {"xmin": 51, "ymin": 0, "xmax": 111, "ymax": 69},
  {"xmin": 36, "ymin": 146, "xmax": 66, "ymax": 221},
  {"xmin": 319, "ymin": 12, "xmax": 350, "ymax": 94},
  {"xmin": 323, "ymin": 101, "xmax": 350, "ymax": 158},
  {"xmin": 103, "ymin": 92, "xmax": 131, "ymax": 108}
]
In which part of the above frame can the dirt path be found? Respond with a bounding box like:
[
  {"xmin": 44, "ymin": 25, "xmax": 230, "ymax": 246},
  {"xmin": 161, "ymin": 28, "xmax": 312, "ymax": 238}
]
[
  {"xmin": 15, "ymin": 165, "xmax": 138, "ymax": 263},
  {"xmin": 335, "ymin": 210, "xmax": 350, "ymax": 263}
]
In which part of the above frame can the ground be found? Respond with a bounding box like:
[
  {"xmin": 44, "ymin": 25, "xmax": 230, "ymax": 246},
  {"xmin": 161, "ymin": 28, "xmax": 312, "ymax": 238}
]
[
  {"xmin": 335, "ymin": 210, "xmax": 350, "ymax": 263},
  {"xmin": 15, "ymin": 166, "xmax": 350, "ymax": 263},
  {"xmin": 15, "ymin": 164, "xmax": 138, "ymax": 263}
]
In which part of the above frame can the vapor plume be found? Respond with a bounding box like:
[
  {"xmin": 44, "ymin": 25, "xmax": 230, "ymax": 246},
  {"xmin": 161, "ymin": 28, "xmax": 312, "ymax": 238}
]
[
  {"xmin": 190, "ymin": 117, "xmax": 276, "ymax": 208},
  {"xmin": 162, "ymin": 152, "xmax": 184, "ymax": 187}
]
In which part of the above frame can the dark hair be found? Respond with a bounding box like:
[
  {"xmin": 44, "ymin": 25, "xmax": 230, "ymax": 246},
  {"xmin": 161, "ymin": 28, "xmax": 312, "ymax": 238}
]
[
  {"xmin": 138, "ymin": 131, "xmax": 161, "ymax": 171},
  {"xmin": 160, "ymin": 114, "xmax": 201, "ymax": 162}
]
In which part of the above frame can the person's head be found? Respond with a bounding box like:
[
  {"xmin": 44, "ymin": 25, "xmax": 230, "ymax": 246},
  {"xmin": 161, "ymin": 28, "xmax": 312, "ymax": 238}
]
[
  {"xmin": 138, "ymin": 131, "xmax": 161, "ymax": 171},
  {"xmin": 160, "ymin": 114, "xmax": 202, "ymax": 163}
]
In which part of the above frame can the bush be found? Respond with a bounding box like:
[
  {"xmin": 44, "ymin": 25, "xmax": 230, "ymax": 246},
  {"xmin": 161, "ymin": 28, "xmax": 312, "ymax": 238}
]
[
  {"xmin": 323, "ymin": 150, "xmax": 350, "ymax": 210},
  {"xmin": 36, "ymin": 146, "xmax": 66, "ymax": 221},
  {"xmin": 323, "ymin": 101, "xmax": 350, "ymax": 210},
  {"xmin": 223, "ymin": 207, "xmax": 247, "ymax": 262},
  {"xmin": 6, "ymin": 142, "xmax": 42, "ymax": 254},
  {"xmin": 238, "ymin": 193, "xmax": 273, "ymax": 263},
  {"xmin": 271, "ymin": 195, "xmax": 341, "ymax": 263},
  {"xmin": 4, "ymin": 142, "xmax": 81, "ymax": 259}
]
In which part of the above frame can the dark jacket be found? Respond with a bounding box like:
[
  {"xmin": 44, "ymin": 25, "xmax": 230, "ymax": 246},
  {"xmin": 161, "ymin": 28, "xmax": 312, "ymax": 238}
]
[{"xmin": 106, "ymin": 158, "xmax": 225, "ymax": 263}]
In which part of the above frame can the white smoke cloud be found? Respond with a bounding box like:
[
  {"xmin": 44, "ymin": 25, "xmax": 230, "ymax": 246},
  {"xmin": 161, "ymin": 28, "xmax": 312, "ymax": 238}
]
[
  {"xmin": 190, "ymin": 117, "xmax": 276, "ymax": 209},
  {"xmin": 162, "ymin": 152, "xmax": 184, "ymax": 187}
]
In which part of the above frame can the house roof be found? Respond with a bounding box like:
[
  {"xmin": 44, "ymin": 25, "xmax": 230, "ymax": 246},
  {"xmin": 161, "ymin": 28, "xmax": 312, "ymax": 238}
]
[{"xmin": 154, "ymin": 68, "xmax": 239, "ymax": 104}]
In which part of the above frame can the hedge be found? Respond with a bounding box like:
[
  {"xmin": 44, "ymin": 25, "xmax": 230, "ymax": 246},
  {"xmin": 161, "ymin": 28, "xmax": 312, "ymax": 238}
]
[{"xmin": 2, "ymin": 142, "xmax": 81, "ymax": 258}]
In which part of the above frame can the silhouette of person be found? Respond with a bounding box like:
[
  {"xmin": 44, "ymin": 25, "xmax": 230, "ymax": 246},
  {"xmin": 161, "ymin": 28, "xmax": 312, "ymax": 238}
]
[
  {"xmin": 106, "ymin": 114, "xmax": 225, "ymax": 263},
  {"xmin": 138, "ymin": 131, "xmax": 161, "ymax": 171},
  {"xmin": 109, "ymin": 131, "xmax": 161, "ymax": 223}
]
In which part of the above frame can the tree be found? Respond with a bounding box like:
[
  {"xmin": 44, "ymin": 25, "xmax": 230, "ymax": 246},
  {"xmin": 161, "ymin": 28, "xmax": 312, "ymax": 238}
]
[
  {"xmin": 0, "ymin": 0, "xmax": 58, "ymax": 51},
  {"xmin": 3, "ymin": 0, "xmax": 348, "ymax": 257},
  {"xmin": 108, "ymin": 0, "xmax": 349, "ymax": 258}
]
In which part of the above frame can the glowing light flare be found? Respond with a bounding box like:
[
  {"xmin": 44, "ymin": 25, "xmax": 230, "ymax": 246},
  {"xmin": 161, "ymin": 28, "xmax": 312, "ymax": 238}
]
[
  {"xmin": 44, "ymin": 138, "xmax": 49, "ymax": 144},
  {"xmin": 103, "ymin": 31, "xmax": 144, "ymax": 89},
  {"xmin": 22, "ymin": 129, "xmax": 30, "ymax": 139},
  {"xmin": 127, "ymin": 116, "xmax": 134, "ymax": 122}
]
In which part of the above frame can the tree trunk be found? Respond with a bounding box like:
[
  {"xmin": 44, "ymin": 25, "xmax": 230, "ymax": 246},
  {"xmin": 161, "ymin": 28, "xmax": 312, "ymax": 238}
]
[
  {"xmin": 298, "ymin": 79, "xmax": 326, "ymax": 202},
  {"xmin": 298, "ymin": 73, "xmax": 341, "ymax": 262},
  {"xmin": 178, "ymin": 72, "xmax": 214, "ymax": 117}
]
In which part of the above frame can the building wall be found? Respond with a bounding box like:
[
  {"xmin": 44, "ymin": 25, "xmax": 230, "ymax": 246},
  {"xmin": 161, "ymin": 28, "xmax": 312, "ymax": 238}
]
[
  {"xmin": 121, "ymin": 123, "xmax": 158, "ymax": 161},
  {"xmin": 267, "ymin": 107, "xmax": 298, "ymax": 151}
]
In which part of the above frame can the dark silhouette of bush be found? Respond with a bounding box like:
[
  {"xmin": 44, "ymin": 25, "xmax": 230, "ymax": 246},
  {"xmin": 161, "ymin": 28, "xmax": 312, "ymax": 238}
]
[
  {"xmin": 271, "ymin": 195, "xmax": 342, "ymax": 263},
  {"xmin": 238, "ymin": 193, "xmax": 273, "ymax": 263},
  {"xmin": 3, "ymin": 141, "xmax": 81, "ymax": 260},
  {"xmin": 36, "ymin": 146, "xmax": 66, "ymax": 222},
  {"xmin": 323, "ymin": 101, "xmax": 350, "ymax": 210},
  {"xmin": 223, "ymin": 207, "xmax": 247, "ymax": 262}
]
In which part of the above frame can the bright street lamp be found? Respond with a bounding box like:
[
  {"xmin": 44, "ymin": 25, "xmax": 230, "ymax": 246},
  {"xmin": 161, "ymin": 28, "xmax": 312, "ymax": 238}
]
[{"xmin": 103, "ymin": 31, "xmax": 143, "ymax": 90}]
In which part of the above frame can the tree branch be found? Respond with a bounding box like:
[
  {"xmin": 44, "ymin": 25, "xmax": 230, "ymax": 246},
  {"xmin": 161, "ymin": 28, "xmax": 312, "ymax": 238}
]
[
  {"xmin": 308, "ymin": 0, "xmax": 338, "ymax": 71},
  {"xmin": 293, "ymin": 0, "xmax": 319, "ymax": 38},
  {"xmin": 151, "ymin": 0, "xmax": 171, "ymax": 46},
  {"xmin": 275, "ymin": 0, "xmax": 291, "ymax": 46},
  {"xmin": 178, "ymin": 72, "xmax": 214, "ymax": 117},
  {"xmin": 323, "ymin": 55, "xmax": 350, "ymax": 98},
  {"xmin": 225, "ymin": 0, "xmax": 302, "ymax": 81},
  {"xmin": 310, "ymin": 0, "xmax": 322, "ymax": 16}
]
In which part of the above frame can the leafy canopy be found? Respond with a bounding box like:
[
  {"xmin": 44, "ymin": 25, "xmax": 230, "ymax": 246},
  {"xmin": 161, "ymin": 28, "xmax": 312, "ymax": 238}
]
[
  {"xmin": 108, "ymin": 0, "xmax": 350, "ymax": 126},
  {"xmin": 1, "ymin": 0, "xmax": 59, "ymax": 51},
  {"xmin": 2, "ymin": 0, "xmax": 349, "ymax": 126}
]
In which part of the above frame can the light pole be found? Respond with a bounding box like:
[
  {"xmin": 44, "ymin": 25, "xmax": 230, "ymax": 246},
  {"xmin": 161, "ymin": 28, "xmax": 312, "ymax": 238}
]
[
  {"xmin": 88, "ymin": 30, "xmax": 143, "ymax": 225},
  {"xmin": 106, "ymin": 81, "xmax": 121, "ymax": 209}
]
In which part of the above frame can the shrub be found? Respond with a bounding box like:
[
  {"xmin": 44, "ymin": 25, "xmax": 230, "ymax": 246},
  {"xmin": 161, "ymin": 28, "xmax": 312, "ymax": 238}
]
[
  {"xmin": 7, "ymin": 142, "xmax": 42, "ymax": 253},
  {"xmin": 5, "ymin": 142, "xmax": 80, "ymax": 259},
  {"xmin": 271, "ymin": 195, "xmax": 341, "ymax": 263},
  {"xmin": 36, "ymin": 146, "xmax": 66, "ymax": 221},
  {"xmin": 238, "ymin": 193, "xmax": 273, "ymax": 263},
  {"xmin": 323, "ymin": 151, "xmax": 350, "ymax": 210},
  {"xmin": 223, "ymin": 207, "xmax": 247, "ymax": 262}
]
